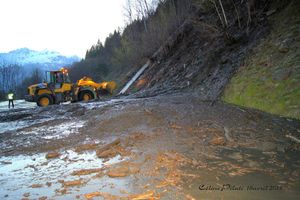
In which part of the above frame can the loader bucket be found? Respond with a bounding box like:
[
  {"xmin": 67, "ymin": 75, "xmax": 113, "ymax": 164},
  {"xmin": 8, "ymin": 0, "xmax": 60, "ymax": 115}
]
[{"xmin": 101, "ymin": 81, "xmax": 117, "ymax": 94}]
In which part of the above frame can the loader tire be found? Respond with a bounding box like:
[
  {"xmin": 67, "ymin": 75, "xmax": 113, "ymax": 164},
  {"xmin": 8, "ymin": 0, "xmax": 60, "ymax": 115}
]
[
  {"xmin": 79, "ymin": 91, "xmax": 94, "ymax": 102},
  {"xmin": 37, "ymin": 94, "xmax": 53, "ymax": 107}
]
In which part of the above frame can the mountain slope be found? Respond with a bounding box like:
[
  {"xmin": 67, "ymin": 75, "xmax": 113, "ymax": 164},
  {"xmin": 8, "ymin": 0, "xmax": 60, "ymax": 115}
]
[
  {"xmin": 129, "ymin": 1, "xmax": 269, "ymax": 100},
  {"xmin": 223, "ymin": 1, "xmax": 300, "ymax": 119},
  {"xmin": 0, "ymin": 48, "xmax": 80, "ymax": 71},
  {"xmin": 123, "ymin": 0, "xmax": 299, "ymax": 120}
]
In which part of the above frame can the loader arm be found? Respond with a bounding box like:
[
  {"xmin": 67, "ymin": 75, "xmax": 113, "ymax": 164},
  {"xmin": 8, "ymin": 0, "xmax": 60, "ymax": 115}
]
[{"xmin": 77, "ymin": 77, "xmax": 116, "ymax": 94}]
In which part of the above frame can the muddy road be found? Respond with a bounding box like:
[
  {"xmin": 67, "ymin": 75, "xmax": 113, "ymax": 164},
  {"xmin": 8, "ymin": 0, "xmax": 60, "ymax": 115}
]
[{"xmin": 0, "ymin": 93, "xmax": 299, "ymax": 200}]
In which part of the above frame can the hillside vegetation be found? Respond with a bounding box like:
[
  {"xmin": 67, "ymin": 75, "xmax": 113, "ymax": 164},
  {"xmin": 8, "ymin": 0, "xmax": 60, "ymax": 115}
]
[
  {"xmin": 223, "ymin": 1, "xmax": 300, "ymax": 119},
  {"xmin": 69, "ymin": 0, "xmax": 299, "ymax": 119},
  {"xmin": 69, "ymin": 0, "xmax": 191, "ymax": 89}
]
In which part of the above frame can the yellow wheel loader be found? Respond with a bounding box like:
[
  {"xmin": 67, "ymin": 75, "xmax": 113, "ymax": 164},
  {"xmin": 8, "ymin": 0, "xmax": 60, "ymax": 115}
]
[{"xmin": 25, "ymin": 68, "xmax": 116, "ymax": 107}]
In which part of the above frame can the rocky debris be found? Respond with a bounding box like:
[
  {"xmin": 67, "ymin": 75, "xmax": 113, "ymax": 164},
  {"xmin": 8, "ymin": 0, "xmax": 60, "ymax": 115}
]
[
  {"xmin": 209, "ymin": 136, "xmax": 226, "ymax": 146},
  {"xmin": 1, "ymin": 92, "xmax": 299, "ymax": 199},
  {"xmin": 227, "ymin": 152, "xmax": 243, "ymax": 161},
  {"xmin": 46, "ymin": 182, "xmax": 52, "ymax": 187},
  {"xmin": 45, "ymin": 152, "xmax": 60, "ymax": 159},
  {"xmin": 107, "ymin": 161, "xmax": 141, "ymax": 178},
  {"xmin": 61, "ymin": 180, "xmax": 83, "ymax": 187},
  {"xmin": 84, "ymin": 191, "xmax": 101, "ymax": 199},
  {"xmin": 143, "ymin": 152, "xmax": 195, "ymax": 190},
  {"xmin": 55, "ymin": 188, "xmax": 67, "ymax": 195},
  {"xmin": 23, "ymin": 193, "xmax": 30, "ymax": 197},
  {"xmin": 74, "ymin": 143, "xmax": 99, "ymax": 152},
  {"xmin": 185, "ymin": 194, "xmax": 196, "ymax": 200},
  {"xmin": 0, "ymin": 113, "xmax": 31, "ymax": 122},
  {"xmin": 122, "ymin": 132, "xmax": 149, "ymax": 147},
  {"xmin": 71, "ymin": 168, "xmax": 102, "ymax": 176},
  {"xmin": 84, "ymin": 190, "xmax": 160, "ymax": 200},
  {"xmin": 107, "ymin": 166, "xmax": 129, "ymax": 178},
  {"xmin": 214, "ymin": 160, "xmax": 261, "ymax": 177},
  {"xmin": 96, "ymin": 139, "xmax": 120, "ymax": 158},
  {"xmin": 244, "ymin": 159, "xmax": 260, "ymax": 168},
  {"xmin": 0, "ymin": 161, "xmax": 12, "ymax": 165},
  {"xmin": 38, "ymin": 197, "xmax": 47, "ymax": 200},
  {"xmin": 256, "ymin": 141, "xmax": 277, "ymax": 151},
  {"xmin": 272, "ymin": 68, "xmax": 291, "ymax": 81},
  {"xmin": 97, "ymin": 139, "xmax": 121, "ymax": 151},
  {"xmin": 278, "ymin": 47, "xmax": 289, "ymax": 53},
  {"xmin": 30, "ymin": 184, "xmax": 43, "ymax": 188},
  {"xmin": 170, "ymin": 123, "xmax": 183, "ymax": 130},
  {"xmin": 129, "ymin": 190, "xmax": 159, "ymax": 200},
  {"xmin": 97, "ymin": 148, "xmax": 118, "ymax": 158},
  {"xmin": 96, "ymin": 138, "xmax": 130, "ymax": 159}
]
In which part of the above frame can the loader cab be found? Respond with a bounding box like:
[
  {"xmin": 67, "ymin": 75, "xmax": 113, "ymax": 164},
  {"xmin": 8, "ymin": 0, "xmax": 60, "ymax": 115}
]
[
  {"xmin": 46, "ymin": 68, "xmax": 71, "ymax": 89},
  {"xmin": 46, "ymin": 68, "xmax": 71, "ymax": 84}
]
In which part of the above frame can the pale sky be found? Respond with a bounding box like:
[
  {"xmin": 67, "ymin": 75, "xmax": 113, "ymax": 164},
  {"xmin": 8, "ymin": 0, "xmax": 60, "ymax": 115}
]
[{"xmin": 0, "ymin": 0, "xmax": 126, "ymax": 58}]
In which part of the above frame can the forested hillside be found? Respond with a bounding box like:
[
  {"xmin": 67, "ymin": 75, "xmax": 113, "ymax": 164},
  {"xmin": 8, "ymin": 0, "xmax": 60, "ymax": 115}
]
[
  {"xmin": 69, "ymin": 0, "xmax": 191, "ymax": 87},
  {"xmin": 68, "ymin": 0, "xmax": 300, "ymax": 119}
]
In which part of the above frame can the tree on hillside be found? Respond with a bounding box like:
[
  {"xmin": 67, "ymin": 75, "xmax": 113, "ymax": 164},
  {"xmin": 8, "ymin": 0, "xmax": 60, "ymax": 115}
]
[
  {"xmin": 16, "ymin": 68, "xmax": 43, "ymax": 99},
  {"xmin": 0, "ymin": 64, "xmax": 22, "ymax": 100}
]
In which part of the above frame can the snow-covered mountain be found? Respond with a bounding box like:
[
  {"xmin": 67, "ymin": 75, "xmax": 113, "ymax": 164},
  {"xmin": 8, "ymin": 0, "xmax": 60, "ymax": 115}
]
[{"xmin": 0, "ymin": 48, "xmax": 80, "ymax": 72}]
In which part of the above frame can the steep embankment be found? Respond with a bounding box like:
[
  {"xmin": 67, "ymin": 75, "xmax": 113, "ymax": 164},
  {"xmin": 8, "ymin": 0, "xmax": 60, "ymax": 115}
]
[
  {"xmin": 126, "ymin": 1, "xmax": 299, "ymax": 119},
  {"xmin": 129, "ymin": 1, "xmax": 270, "ymax": 100},
  {"xmin": 223, "ymin": 1, "xmax": 300, "ymax": 119}
]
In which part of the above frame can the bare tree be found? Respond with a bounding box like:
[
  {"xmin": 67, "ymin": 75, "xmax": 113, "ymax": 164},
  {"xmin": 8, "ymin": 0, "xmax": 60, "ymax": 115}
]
[
  {"xmin": 0, "ymin": 64, "xmax": 22, "ymax": 99},
  {"xmin": 124, "ymin": 0, "xmax": 134, "ymax": 24}
]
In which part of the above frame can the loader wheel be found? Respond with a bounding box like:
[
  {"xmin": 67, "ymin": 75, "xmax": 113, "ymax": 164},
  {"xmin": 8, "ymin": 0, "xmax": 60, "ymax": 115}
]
[
  {"xmin": 37, "ymin": 94, "xmax": 53, "ymax": 107},
  {"xmin": 79, "ymin": 91, "xmax": 94, "ymax": 101}
]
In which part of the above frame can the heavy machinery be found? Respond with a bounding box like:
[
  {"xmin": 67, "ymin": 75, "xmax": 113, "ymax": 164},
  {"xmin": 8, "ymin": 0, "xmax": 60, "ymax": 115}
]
[{"xmin": 25, "ymin": 68, "xmax": 116, "ymax": 107}]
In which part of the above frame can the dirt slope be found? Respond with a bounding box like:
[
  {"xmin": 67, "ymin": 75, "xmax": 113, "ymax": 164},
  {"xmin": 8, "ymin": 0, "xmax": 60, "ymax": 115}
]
[
  {"xmin": 125, "ymin": 1, "xmax": 298, "ymax": 121},
  {"xmin": 223, "ymin": 1, "xmax": 300, "ymax": 119},
  {"xmin": 128, "ymin": 1, "xmax": 270, "ymax": 101}
]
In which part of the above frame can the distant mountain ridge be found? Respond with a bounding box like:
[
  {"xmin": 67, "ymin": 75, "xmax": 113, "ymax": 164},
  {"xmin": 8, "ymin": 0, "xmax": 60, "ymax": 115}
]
[{"xmin": 0, "ymin": 48, "xmax": 80, "ymax": 72}]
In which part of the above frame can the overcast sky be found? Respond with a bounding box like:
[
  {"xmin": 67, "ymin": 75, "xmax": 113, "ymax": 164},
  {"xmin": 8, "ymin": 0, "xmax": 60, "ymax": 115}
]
[{"xmin": 0, "ymin": 0, "xmax": 126, "ymax": 57}]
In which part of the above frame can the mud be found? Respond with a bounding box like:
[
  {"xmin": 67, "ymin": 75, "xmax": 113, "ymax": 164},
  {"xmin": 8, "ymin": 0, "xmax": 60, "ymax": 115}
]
[{"xmin": 0, "ymin": 94, "xmax": 300, "ymax": 199}]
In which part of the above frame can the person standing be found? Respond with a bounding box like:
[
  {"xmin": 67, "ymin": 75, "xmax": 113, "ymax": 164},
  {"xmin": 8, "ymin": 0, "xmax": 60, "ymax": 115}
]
[{"xmin": 8, "ymin": 90, "xmax": 14, "ymax": 109}]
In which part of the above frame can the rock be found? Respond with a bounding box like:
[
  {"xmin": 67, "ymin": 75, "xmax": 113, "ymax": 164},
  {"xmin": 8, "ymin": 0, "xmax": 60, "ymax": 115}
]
[
  {"xmin": 38, "ymin": 197, "xmax": 47, "ymax": 200},
  {"xmin": 129, "ymin": 190, "xmax": 157, "ymax": 200},
  {"xmin": 23, "ymin": 193, "xmax": 30, "ymax": 197},
  {"xmin": 46, "ymin": 182, "xmax": 52, "ymax": 187},
  {"xmin": 246, "ymin": 160, "xmax": 260, "ymax": 168},
  {"xmin": 30, "ymin": 184, "xmax": 43, "ymax": 188},
  {"xmin": 227, "ymin": 152, "xmax": 243, "ymax": 161},
  {"xmin": 209, "ymin": 136, "xmax": 225, "ymax": 145},
  {"xmin": 96, "ymin": 139, "xmax": 121, "ymax": 158},
  {"xmin": 56, "ymin": 188, "xmax": 67, "ymax": 195},
  {"xmin": 170, "ymin": 124, "xmax": 182, "ymax": 129},
  {"xmin": 62, "ymin": 180, "xmax": 83, "ymax": 187},
  {"xmin": 71, "ymin": 168, "xmax": 102, "ymax": 176},
  {"xmin": 257, "ymin": 141, "xmax": 277, "ymax": 151},
  {"xmin": 96, "ymin": 149, "xmax": 117, "ymax": 158},
  {"xmin": 75, "ymin": 143, "xmax": 98, "ymax": 152},
  {"xmin": 107, "ymin": 166, "xmax": 130, "ymax": 178},
  {"xmin": 277, "ymin": 38, "xmax": 292, "ymax": 53},
  {"xmin": 45, "ymin": 152, "xmax": 60, "ymax": 159},
  {"xmin": 0, "ymin": 161, "xmax": 12, "ymax": 165},
  {"xmin": 272, "ymin": 68, "xmax": 291, "ymax": 81},
  {"xmin": 186, "ymin": 194, "xmax": 196, "ymax": 200},
  {"xmin": 107, "ymin": 161, "xmax": 141, "ymax": 178},
  {"xmin": 84, "ymin": 192, "xmax": 101, "ymax": 199},
  {"xmin": 278, "ymin": 47, "xmax": 289, "ymax": 53}
]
